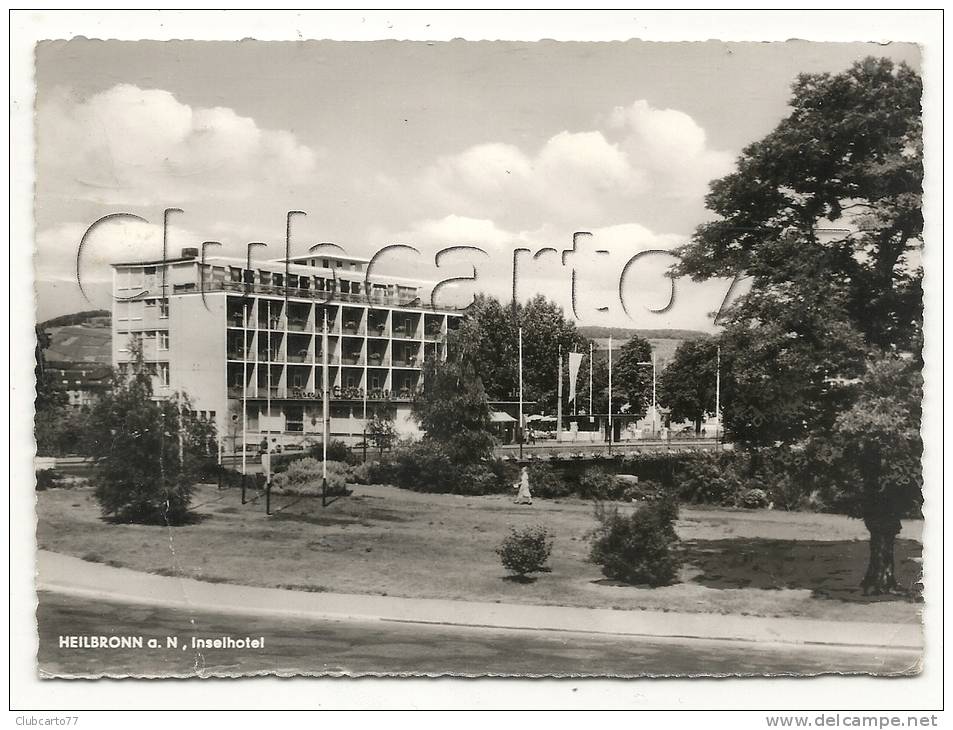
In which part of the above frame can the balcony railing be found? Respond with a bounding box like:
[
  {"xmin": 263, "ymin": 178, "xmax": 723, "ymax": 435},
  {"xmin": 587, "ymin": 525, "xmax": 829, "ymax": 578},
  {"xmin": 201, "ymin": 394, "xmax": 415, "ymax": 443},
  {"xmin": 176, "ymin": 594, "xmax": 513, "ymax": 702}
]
[
  {"xmin": 207, "ymin": 279, "xmax": 456, "ymax": 311},
  {"xmin": 287, "ymin": 319, "xmax": 309, "ymax": 332},
  {"xmin": 287, "ymin": 352, "xmax": 311, "ymax": 363}
]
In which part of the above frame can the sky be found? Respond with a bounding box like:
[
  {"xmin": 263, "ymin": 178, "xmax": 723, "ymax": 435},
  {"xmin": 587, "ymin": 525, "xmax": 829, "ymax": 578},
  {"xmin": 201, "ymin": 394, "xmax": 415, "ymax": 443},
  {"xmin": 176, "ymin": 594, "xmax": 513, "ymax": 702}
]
[{"xmin": 33, "ymin": 38, "xmax": 921, "ymax": 328}]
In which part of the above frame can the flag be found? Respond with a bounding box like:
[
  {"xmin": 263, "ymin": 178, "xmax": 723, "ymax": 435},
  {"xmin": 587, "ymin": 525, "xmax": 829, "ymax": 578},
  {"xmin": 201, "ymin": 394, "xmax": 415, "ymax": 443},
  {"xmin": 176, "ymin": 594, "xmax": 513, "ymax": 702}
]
[{"xmin": 567, "ymin": 352, "xmax": 584, "ymax": 404}]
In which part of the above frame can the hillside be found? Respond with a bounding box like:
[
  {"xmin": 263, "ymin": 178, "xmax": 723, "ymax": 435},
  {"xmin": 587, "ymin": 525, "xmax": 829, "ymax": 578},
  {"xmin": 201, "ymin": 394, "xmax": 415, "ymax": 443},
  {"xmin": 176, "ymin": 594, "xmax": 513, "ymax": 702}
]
[{"xmin": 39, "ymin": 311, "xmax": 112, "ymax": 367}]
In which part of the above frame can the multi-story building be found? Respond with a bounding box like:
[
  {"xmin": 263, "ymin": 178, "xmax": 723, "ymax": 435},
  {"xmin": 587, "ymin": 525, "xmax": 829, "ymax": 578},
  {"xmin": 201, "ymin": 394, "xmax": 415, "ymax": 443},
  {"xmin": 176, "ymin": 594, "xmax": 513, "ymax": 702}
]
[{"xmin": 111, "ymin": 247, "xmax": 462, "ymax": 452}]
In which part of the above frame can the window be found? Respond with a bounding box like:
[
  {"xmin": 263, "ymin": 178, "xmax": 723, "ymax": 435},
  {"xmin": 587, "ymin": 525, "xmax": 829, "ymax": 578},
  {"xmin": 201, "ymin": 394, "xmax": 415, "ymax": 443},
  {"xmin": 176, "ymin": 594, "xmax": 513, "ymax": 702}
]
[
  {"xmin": 208, "ymin": 411, "xmax": 216, "ymax": 421},
  {"xmin": 158, "ymin": 363, "xmax": 170, "ymax": 387},
  {"xmin": 145, "ymin": 299, "xmax": 156, "ymax": 308},
  {"xmin": 322, "ymin": 258, "xmax": 330, "ymax": 268},
  {"xmin": 292, "ymin": 373, "xmax": 304, "ymax": 388},
  {"xmin": 158, "ymin": 331, "xmax": 169, "ymax": 350},
  {"xmin": 159, "ymin": 299, "xmax": 169, "ymax": 319}
]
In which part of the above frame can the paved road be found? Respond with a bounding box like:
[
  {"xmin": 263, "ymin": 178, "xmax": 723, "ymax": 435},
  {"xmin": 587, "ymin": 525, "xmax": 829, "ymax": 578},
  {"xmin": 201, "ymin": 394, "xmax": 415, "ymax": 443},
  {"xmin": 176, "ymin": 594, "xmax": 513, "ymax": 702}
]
[{"xmin": 37, "ymin": 591, "xmax": 918, "ymax": 678}]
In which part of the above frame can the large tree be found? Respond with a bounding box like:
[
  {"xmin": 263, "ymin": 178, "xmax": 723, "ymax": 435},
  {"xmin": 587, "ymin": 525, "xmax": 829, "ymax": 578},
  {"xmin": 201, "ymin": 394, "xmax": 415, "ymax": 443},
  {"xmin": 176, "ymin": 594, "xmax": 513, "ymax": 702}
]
[
  {"xmin": 658, "ymin": 338, "xmax": 719, "ymax": 434},
  {"xmin": 676, "ymin": 57, "xmax": 922, "ymax": 356},
  {"xmin": 455, "ymin": 294, "xmax": 589, "ymax": 413},
  {"xmin": 590, "ymin": 336, "xmax": 654, "ymax": 417},
  {"xmin": 673, "ymin": 57, "xmax": 923, "ymax": 593}
]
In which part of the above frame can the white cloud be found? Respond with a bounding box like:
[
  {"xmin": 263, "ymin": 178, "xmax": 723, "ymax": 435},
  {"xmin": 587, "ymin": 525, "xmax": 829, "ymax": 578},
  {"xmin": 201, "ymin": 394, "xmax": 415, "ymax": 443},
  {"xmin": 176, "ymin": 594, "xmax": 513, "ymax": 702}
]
[
  {"xmin": 37, "ymin": 84, "xmax": 321, "ymax": 205},
  {"xmin": 36, "ymin": 219, "xmax": 202, "ymax": 285},
  {"xmin": 398, "ymin": 99, "xmax": 734, "ymax": 232}
]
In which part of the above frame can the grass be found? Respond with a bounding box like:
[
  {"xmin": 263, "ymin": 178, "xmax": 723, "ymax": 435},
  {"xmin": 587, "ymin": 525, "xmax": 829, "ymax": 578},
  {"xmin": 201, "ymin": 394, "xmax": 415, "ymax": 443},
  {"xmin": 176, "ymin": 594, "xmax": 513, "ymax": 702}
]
[{"xmin": 36, "ymin": 483, "xmax": 923, "ymax": 624}]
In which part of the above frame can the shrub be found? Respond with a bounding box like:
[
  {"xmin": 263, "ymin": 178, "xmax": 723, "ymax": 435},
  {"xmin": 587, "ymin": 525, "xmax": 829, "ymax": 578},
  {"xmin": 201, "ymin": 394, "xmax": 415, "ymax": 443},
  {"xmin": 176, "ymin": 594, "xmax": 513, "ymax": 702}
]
[
  {"xmin": 35, "ymin": 468, "xmax": 63, "ymax": 491},
  {"xmin": 577, "ymin": 466, "xmax": 620, "ymax": 500},
  {"xmin": 589, "ymin": 498, "xmax": 681, "ymax": 586},
  {"xmin": 496, "ymin": 526, "xmax": 553, "ymax": 578},
  {"xmin": 272, "ymin": 439, "xmax": 359, "ymax": 473},
  {"xmin": 392, "ymin": 440, "xmax": 458, "ymax": 492},
  {"xmin": 675, "ymin": 453, "xmax": 743, "ymax": 506},
  {"xmin": 458, "ymin": 463, "xmax": 507, "ymax": 496},
  {"xmin": 740, "ymin": 487, "xmax": 769, "ymax": 509},
  {"xmin": 270, "ymin": 458, "xmax": 349, "ymax": 495},
  {"xmin": 527, "ymin": 462, "xmax": 573, "ymax": 499},
  {"xmin": 619, "ymin": 477, "xmax": 664, "ymax": 503},
  {"xmin": 366, "ymin": 456, "xmax": 399, "ymax": 485}
]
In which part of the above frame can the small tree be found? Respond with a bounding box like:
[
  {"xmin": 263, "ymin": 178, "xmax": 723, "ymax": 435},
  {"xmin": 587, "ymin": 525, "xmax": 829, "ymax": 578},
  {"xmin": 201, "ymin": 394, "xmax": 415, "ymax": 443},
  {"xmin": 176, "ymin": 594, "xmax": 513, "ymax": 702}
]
[
  {"xmin": 367, "ymin": 413, "xmax": 399, "ymax": 456},
  {"xmin": 589, "ymin": 497, "xmax": 681, "ymax": 586},
  {"xmin": 496, "ymin": 526, "xmax": 553, "ymax": 579},
  {"xmin": 85, "ymin": 344, "xmax": 213, "ymax": 524},
  {"xmin": 831, "ymin": 356, "xmax": 923, "ymax": 595},
  {"xmin": 412, "ymin": 353, "xmax": 495, "ymax": 464}
]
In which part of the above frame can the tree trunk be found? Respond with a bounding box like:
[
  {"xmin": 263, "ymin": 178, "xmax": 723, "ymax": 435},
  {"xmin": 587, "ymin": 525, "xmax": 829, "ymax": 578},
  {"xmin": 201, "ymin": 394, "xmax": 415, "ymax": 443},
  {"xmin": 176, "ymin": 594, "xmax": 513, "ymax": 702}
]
[
  {"xmin": 862, "ymin": 518, "xmax": 901, "ymax": 595},
  {"xmin": 694, "ymin": 417, "xmax": 702, "ymax": 435},
  {"xmin": 859, "ymin": 444, "xmax": 902, "ymax": 595}
]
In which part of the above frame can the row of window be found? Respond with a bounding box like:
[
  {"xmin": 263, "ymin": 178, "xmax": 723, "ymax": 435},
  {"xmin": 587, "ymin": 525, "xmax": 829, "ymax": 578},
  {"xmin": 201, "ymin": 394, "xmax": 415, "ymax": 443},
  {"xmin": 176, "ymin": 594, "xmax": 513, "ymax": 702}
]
[
  {"xmin": 118, "ymin": 361, "xmax": 170, "ymax": 386},
  {"xmin": 118, "ymin": 330, "xmax": 170, "ymax": 351},
  {"xmin": 116, "ymin": 299, "xmax": 169, "ymax": 320}
]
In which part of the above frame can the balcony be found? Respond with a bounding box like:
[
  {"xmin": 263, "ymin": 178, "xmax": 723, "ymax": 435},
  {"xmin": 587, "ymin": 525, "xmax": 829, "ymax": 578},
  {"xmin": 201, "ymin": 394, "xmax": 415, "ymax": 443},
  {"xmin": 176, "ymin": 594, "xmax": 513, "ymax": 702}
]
[
  {"xmin": 227, "ymin": 350, "xmax": 250, "ymax": 361},
  {"xmin": 287, "ymin": 351, "xmax": 311, "ymax": 363},
  {"xmin": 205, "ymin": 279, "xmax": 459, "ymax": 312},
  {"xmin": 287, "ymin": 319, "xmax": 309, "ymax": 332},
  {"xmin": 341, "ymin": 354, "xmax": 364, "ymax": 366}
]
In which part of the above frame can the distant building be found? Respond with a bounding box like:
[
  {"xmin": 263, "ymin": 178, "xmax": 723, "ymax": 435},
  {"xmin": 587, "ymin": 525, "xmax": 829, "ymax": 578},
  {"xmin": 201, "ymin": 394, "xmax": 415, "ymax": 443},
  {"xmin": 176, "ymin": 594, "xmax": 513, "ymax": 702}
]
[{"xmin": 111, "ymin": 248, "xmax": 462, "ymax": 451}]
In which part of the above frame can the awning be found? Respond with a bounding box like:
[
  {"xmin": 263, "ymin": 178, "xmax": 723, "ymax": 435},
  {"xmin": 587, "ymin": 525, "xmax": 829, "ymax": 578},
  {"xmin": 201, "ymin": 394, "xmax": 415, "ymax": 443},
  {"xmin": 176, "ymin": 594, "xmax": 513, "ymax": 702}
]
[{"xmin": 490, "ymin": 411, "xmax": 517, "ymax": 423}]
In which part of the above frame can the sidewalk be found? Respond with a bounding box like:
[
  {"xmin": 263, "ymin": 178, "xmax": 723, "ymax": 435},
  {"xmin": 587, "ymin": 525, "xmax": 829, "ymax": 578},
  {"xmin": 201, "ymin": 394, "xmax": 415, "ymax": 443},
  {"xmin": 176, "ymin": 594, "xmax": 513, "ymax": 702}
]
[{"xmin": 36, "ymin": 550, "xmax": 922, "ymax": 651}]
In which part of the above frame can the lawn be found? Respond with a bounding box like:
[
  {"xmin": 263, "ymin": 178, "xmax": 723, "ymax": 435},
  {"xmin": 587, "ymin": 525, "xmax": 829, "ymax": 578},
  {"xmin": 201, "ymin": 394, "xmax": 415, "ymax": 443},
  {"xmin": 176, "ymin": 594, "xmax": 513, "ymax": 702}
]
[{"xmin": 35, "ymin": 482, "xmax": 923, "ymax": 624}]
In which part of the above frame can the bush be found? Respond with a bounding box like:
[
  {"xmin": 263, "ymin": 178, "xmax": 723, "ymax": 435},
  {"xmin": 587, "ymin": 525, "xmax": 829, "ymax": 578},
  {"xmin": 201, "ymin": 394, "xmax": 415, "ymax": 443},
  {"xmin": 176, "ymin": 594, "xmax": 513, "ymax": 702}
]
[
  {"xmin": 675, "ymin": 452, "xmax": 744, "ymax": 506},
  {"xmin": 619, "ymin": 477, "xmax": 664, "ymax": 503},
  {"xmin": 271, "ymin": 439, "xmax": 359, "ymax": 473},
  {"xmin": 270, "ymin": 458, "xmax": 350, "ymax": 495},
  {"xmin": 577, "ymin": 466, "xmax": 620, "ymax": 500},
  {"xmin": 392, "ymin": 440, "xmax": 458, "ymax": 492},
  {"xmin": 589, "ymin": 498, "xmax": 681, "ymax": 586},
  {"xmin": 526, "ymin": 462, "xmax": 573, "ymax": 499},
  {"xmin": 35, "ymin": 468, "xmax": 63, "ymax": 491},
  {"xmin": 740, "ymin": 487, "xmax": 769, "ymax": 509},
  {"xmin": 458, "ymin": 463, "xmax": 507, "ymax": 496},
  {"xmin": 496, "ymin": 525, "xmax": 553, "ymax": 578}
]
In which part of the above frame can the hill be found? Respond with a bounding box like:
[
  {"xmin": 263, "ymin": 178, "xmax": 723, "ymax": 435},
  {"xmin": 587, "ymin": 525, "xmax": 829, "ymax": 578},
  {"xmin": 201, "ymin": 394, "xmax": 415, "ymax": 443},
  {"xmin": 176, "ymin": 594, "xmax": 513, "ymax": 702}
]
[{"xmin": 577, "ymin": 326, "xmax": 709, "ymax": 342}]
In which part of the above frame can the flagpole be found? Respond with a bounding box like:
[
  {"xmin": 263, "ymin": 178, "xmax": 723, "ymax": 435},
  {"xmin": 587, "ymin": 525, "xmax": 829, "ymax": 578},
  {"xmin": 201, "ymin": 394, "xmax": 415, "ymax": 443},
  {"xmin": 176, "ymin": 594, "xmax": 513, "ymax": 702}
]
[
  {"xmin": 715, "ymin": 345, "xmax": 721, "ymax": 446},
  {"xmin": 518, "ymin": 327, "xmax": 524, "ymax": 461},
  {"xmin": 589, "ymin": 341, "xmax": 593, "ymax": 417},
  {"xmin": 607, "ymin": 336, "xmax": 613, "ymax": 453},
  {"xmin": 556, "ymin": 344, "xmax": 563, "ymax": 443},
  {"xmin": 322, "ymin": 308, "xmax": 329, "ymax": 505},
  {"xmin": 652, "ymin": 351, "xmax": 658, "ymax": 438},
  {"xmin": 574, "ymin": 346, "xmax": 578, "ymax": 416}
]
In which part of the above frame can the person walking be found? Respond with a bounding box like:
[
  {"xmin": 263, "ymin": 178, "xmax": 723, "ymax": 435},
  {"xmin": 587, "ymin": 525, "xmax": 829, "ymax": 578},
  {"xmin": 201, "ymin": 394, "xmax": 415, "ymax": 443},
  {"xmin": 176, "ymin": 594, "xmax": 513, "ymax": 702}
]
[{"xmin": 513, "ymin": 465, "xmax": 533, "ymax": 505}]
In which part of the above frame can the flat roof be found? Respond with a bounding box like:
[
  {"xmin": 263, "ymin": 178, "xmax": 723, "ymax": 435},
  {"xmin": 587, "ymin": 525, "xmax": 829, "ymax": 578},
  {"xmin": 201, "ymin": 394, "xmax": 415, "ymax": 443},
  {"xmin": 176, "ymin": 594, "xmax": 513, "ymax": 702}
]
[{"xmin": 113, "ymin": 255, "xmax": 432, "ymax": 286}]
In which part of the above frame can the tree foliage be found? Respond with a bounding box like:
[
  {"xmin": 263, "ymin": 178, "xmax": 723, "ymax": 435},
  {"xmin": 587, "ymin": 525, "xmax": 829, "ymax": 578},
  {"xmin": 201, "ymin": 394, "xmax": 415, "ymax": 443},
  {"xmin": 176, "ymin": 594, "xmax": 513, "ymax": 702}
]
[
  {"xmin": 669, "ymin": 57, "xmax": 923, "ymax": 593},
  {"xmin": 675, "ymin": 57, "xmax": 922, "ymax": 355},
  {"xmin": 590, "ymin": 336, "xmax": 653, "ymax": 417},
  {"xmin": 412, "ymin": 348, "xmax": 495, "ymax": 464},
  {"xmin": 455, "ymin": 294, "xmax": 589, "ymax": 412},
  {"xmin": 85, "ymin": 346, "xmax": 215, "ymax": 524},
  {"xmin": 658, "ymin": 337, "xmax": 719, "ymax": 432}
]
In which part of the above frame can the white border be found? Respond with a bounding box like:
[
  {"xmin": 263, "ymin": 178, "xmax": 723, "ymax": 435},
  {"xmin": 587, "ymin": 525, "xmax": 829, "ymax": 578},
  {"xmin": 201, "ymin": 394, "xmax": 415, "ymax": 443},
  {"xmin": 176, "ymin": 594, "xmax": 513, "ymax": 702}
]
[{"xmin": 7, "ymin": 8, "xmax": 945, "ymax": 716}]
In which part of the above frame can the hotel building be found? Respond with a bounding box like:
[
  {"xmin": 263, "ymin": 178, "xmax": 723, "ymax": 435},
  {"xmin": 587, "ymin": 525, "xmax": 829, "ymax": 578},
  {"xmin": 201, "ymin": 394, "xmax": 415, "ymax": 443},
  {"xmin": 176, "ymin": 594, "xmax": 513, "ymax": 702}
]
[{"xmin": 111, "ymin": 248, "xmax": 462, "ymax": 451}]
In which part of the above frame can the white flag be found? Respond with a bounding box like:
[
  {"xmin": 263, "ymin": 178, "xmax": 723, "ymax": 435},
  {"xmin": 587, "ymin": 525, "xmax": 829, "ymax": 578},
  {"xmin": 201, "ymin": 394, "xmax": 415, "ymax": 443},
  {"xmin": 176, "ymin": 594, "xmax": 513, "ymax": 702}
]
[{"xmin": 567, "ymin": 352, "xmax": 584, "ymax": 404}]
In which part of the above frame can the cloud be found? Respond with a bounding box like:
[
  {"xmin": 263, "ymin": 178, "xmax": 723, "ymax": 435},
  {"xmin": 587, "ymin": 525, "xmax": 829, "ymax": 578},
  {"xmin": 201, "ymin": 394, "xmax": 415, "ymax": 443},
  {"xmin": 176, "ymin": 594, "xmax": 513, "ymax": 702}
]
[
  {"xmin": 395, "ymin": 99, "xmax": 734, "ymax": 233},
  {"xmin": 35, "ymin": 218, "xmax": 202, "ymax": 286},
  {"xmin": 37, "ymin": 84, "xmax": 321, "ymax": 206},
  {"xmin": 376, "ymin": 216, "xmax": 733, "ymax": 330}
]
